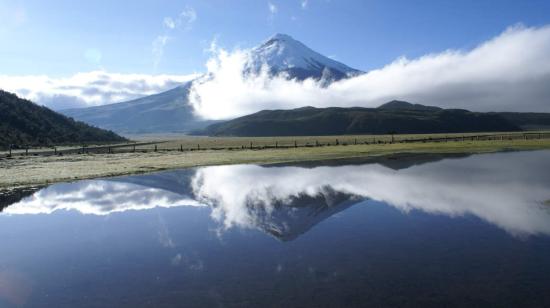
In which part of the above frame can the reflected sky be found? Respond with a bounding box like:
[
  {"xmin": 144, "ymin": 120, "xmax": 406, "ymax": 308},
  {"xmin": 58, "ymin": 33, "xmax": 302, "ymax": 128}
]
[
  {"xmin": 1, "ymin": 151, "xmax": 550, "ymax": 307},
  {"xmin": 4, "ymin": 150, "xmax": 550, "ymax": 238}
]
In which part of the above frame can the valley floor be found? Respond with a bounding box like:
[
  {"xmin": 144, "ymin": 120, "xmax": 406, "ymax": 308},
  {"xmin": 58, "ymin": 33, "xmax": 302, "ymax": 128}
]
[{"xmin": 1, "ymin": 137, "xmax": 550, "ymax": 191}]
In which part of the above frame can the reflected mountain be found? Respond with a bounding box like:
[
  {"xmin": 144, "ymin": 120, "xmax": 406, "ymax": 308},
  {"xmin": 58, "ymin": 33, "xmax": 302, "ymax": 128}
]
[
  {"xmin": 0, "ymin": 187, "xmax": 40, "ymax": 212},
  {"xmin": 274, "ymin": 152, "xmax": 469, "ymax": 170},
  {"xmin": 109, "ymin": 168, "xmax": 364, "ymax": 241},
  {"xmin": 108, "ymin": 169, "xmax": 196, "ymax": 197},
  {"xmin": 257, "ymin": 191, "xmax": 360, "ymax": 241},
  {"xmin": 3, "ymin": 151, "xmax": 550, "ymax": 239}
]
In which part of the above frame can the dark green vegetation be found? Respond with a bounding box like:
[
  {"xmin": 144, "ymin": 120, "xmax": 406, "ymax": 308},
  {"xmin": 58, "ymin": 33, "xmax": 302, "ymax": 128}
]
[
  {"xmin": 497, "ymin": 112, "xmax": 550, "ymax": 130},
  {"xmin": 197, "ymin": 101, "xmax": 526, "ymax": 137},
  {"xmin": 0, "ymin": 90, "xmax": 126, "ymax": 149},
  {"xmin": 61, "ymin": 84, "xmax": 217, "ymax": 133}
]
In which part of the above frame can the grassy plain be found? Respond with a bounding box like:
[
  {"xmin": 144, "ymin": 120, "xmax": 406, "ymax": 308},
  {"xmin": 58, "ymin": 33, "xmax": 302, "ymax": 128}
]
[
  {"xmin": 2, "ymin": 131, "xmax": 548, "ymax": 156},
  {"xmin": 1, "ymin": 135, "xmax": 550, "ymax": 191},
  {"xmin": 125, "ymin": 131, "xmax": 549, "ymax": 151}
]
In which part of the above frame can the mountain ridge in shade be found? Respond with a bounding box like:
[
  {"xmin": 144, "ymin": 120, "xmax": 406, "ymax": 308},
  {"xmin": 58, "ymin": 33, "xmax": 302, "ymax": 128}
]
[
  {"xmin": 0, "ymin": 90, "xmax": 126, "ymax": 149},
  {"xmin": 377, "ymin": 100, "xmax": 443, "ymax": 112},
  {"xmin": 194, "ymin": 102, "xmax": 524, "ymax": 136}
]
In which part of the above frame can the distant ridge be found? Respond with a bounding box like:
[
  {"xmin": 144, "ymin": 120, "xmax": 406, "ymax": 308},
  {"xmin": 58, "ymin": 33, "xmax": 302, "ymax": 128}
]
[
  {"xmin": 377, "ymin": 100, "xmax": 442, "ymax": 112},
  {"xmin": 0, "ymin": 90, "xmax": 126, "ymax": 149},
  {"xmin": 195, "ymin": 101, "xmax": 522, "ymax": 137}
]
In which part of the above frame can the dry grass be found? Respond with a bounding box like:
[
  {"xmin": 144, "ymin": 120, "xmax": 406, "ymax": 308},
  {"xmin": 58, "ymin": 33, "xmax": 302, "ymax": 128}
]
[
  {"xmin": 125, "ymin": 131, "xmax": 550, "ymax": 151},
  {"xmin": 3, "ymin": 131, "xmax": 548, "ymax": 156},
  {"xmin": 1, "ymin": 138, "xmax": 550, "ymax": 190}
]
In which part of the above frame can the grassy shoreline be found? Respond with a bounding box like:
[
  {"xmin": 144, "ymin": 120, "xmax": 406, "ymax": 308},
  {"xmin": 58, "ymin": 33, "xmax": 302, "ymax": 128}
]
[{"xmin": 1, "ymin": 138, "xmax": 550, "ymax": 191}]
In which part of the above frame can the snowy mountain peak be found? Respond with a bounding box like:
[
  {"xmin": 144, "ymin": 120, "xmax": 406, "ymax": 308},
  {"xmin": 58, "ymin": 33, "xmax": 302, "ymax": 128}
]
[
  {"xmin": 248, "ymin": 33, "xmax": 362, "ymax": 81},
  {"xmin": 265, "ymin": 33, "xmax": 295, "ymax": 43}
]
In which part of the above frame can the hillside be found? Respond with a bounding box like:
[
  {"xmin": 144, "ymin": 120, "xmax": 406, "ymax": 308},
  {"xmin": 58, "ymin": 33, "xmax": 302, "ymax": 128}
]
[
  {"xmin": 195, "ymin": 101, "xmax": 522, "ymax": 136},
  {"xmin": 61, "ymin": 84, "xmax": 217, "ymax": 134},
  {"xmin": 0, "ymin": 90, "xmax": 126, "ymax": 149},
  {"xmin": 496, "ymin": 112, "xmax": 550, "ymax": 130}
]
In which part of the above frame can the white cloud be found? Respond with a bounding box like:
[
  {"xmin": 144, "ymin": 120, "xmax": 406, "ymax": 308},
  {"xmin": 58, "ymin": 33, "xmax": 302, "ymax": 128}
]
[
  {"xmin": 204, "ymin": 35, "xmax": 219, "ymax": 54},
  {"xmin": 0, "ymin": 70, "xmax": 199, "ymax": 110},
  {"xmin": 189, "ymin": 24, "xmax": 550, "ymax": 119},
  {"xmin": 162, "ymin": 6, "xmax": 197, "ymax": 31},
  {"xmin": 154, "ymin": 6, "xmax": 197, "ymax": 67},
  {"xmin": 268, "ymin": 2, "xmax": 278, "ymax": 14},
  {"xmin": 163, "ymin": 17, "xmax": 176, "ymax": 29},
  {"xmin": 152, "ymin": 35, "xmax": 170, "ymax": 68},
  {"xmin": 179, "ymin": 6, "xmax": 197, "ymax": 30},
  {"xmin": 301, "ymin": 0, "xmax": 308, "ymax": 9}
]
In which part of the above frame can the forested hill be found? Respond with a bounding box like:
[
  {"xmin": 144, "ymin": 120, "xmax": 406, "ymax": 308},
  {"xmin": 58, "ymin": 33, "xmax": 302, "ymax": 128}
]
[
  {"xmin": 0, "ymin": 90, "xmax": 126, "ymax": 149},
  {"xmin": 196, "ymin": 101, "xmax": 523, "ymax": 137}
]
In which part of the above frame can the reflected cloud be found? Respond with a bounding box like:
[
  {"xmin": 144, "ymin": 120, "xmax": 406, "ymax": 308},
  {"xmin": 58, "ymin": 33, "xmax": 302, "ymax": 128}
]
[
  {"xmin": 193, "ymin": 151, "xmax": 550, "ymax": 237},
  {"xmin": 3, "ymin": 180, "xmax": 202, "ymax": 215},
  {"xmin": 192, "ymin": 165, "xmax": 362, "ymax": 240}
]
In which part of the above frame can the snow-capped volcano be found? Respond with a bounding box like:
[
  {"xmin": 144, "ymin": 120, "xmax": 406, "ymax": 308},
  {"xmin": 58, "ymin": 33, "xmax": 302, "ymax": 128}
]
[
  {"xmin": 247, "ymin": 33, "xmax": 362, "ymax": 81},
  {"xmin": 61, "ymin": 33, "xmax": 363, "ymax": 133}
]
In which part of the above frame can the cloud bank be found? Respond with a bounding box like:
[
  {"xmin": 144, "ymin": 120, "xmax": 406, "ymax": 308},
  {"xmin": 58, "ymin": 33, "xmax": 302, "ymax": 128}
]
[
  {"xmin": 190, "ymin": 25, "xmax": 550, "ymax": 120},
  {"xmin": 0, "ymin": 70, "xmax": 198, "ymax": 110}
]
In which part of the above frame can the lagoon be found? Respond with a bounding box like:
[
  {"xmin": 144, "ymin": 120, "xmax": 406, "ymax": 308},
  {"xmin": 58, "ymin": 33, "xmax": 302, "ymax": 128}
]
[{"xmin": 1, "ymin": 150, "xmax": 550, "ymax": 307}]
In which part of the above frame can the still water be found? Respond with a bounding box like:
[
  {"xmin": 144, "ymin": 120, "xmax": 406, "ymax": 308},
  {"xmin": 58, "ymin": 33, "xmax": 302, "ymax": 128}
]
[{"xmin": 1, "ymin": 151, "xmax": 550, "ymax": 307}]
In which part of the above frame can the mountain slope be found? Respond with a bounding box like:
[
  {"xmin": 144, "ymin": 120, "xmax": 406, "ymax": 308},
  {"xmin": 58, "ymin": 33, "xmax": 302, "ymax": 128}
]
[
  {"xmin": 61, "ymin": 83, "xmax": 217, "ymax": 134},
  {"xmin": 60, "ymin": 34, "xmax": 362, "ymax": 134},
  {"xmin": 195, "ymin": 102, "xmax": 522, "ymax": 136},
  {"xmin": 0, "ymin": 90, "xmax": 125, "ymax": 149}
]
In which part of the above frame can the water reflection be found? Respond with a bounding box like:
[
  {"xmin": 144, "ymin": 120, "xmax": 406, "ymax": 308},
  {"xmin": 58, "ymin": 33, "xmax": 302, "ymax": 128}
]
[
  {"xmin": 3, "ymin": 150, "xmax": 550, "ymax": 238},
  {"xmin": 3, "ymin": 180, "xmax": 201, "ymax": 215}
]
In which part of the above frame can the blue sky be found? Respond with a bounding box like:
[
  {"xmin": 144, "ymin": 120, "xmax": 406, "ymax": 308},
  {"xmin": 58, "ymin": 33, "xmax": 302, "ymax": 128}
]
[{"xmin": 2, "ymin": 0, "xmax": 550, "ymax": 76}]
